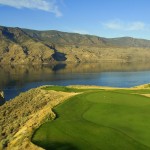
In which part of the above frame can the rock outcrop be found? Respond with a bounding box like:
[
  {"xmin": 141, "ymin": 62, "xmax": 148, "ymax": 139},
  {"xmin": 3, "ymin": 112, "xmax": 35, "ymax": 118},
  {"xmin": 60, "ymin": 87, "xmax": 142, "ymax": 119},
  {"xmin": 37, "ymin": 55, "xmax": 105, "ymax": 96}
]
[
  {"xmin": 0, "ymin": 91, "xmax": 4, "ymax": 98},
  {"xmin": 0, "ymin": 91, "xmax": 5, "ymax": 105}
]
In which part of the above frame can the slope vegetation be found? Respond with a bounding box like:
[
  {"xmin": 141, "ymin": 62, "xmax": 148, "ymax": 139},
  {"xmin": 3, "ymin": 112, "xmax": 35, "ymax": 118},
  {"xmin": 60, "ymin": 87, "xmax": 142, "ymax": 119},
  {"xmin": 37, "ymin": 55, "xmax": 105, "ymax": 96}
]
[{"xmin": 1, "ymin": 26, "xmax": 150, "ymax": 64}]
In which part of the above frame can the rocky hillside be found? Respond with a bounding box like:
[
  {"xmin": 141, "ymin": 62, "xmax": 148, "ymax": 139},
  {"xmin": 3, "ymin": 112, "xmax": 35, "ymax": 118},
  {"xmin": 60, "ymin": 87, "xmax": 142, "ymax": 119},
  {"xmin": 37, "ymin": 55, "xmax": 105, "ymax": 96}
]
[
  {"xmin": 1, "ymin": 26, "xmax": 150, "ymax": 64},
  {"xmin": 0, "ymin": 26, "xmax": 54, "ymax": 64}
]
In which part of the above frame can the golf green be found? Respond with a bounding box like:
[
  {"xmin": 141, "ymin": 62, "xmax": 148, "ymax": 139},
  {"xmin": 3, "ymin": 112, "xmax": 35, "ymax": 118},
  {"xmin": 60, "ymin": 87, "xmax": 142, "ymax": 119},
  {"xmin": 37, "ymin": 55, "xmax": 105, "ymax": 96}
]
[{"xmin": 32, "ymin": 86, "xmax": 150, "ymax": 150}]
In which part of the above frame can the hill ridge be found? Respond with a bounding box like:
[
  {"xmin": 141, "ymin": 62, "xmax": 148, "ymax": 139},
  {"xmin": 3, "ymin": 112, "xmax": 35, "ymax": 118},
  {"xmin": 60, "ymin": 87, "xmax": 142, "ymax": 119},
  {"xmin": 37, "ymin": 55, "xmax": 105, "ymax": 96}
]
[{"xmin": 1, "ymin": 25, "xmax": 150, "ymax": 64}]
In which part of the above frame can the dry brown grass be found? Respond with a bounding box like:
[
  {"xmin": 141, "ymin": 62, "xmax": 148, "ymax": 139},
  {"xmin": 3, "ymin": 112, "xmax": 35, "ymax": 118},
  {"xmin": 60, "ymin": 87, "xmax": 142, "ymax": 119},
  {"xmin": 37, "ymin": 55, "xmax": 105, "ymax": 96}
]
[
  {"xmin": 0, "ymin": 86, "xmax": 78, "ymax": 150},
  {"xmin": 133, "ymin": 83, "xmax": 150, "ymax": 89}
]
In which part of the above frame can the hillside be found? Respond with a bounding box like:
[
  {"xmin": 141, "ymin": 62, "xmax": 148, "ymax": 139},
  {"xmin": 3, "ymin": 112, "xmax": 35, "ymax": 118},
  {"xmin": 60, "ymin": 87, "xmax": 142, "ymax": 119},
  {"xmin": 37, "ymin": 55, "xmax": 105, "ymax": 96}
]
[
  {"xmin": 23, "ymin": 29, "xmax": 109, "ymax": 47},
  {"xmin": 1, "ymin": 26, "xmax": 150, "ymax": 64},
  {"xmin": 24, "ymin": 29, "xmax": 150, "ymax": 48},
  {"xmin": 0, "ymin": 26, "xmax": 54, "ymax": 64},
  {"xmin": 107, "ymin": 37, "xmax": 150, "ymax": 48}
]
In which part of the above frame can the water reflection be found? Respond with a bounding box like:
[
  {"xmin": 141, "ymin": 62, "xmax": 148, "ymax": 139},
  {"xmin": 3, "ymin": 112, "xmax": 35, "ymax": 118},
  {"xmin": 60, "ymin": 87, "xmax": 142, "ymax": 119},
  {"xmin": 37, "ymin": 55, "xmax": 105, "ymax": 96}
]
[
  {"xmin": 1, "ymin": 62, "xmax": 150, "ymax": 100},
  {"xmin": 52, "ymin": 63, "xmax": 66, "ymax": 72}
]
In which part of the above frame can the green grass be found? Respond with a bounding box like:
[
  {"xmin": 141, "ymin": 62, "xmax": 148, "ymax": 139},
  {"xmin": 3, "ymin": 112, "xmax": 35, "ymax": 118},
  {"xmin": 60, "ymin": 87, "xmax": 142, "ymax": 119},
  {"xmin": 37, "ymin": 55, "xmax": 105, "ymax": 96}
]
[
  {"xmin": 42, "ymin": 86, "xmax": 95, "ymax": 93},
  {"xmin": 32, "ymin": 86, "xmax": 150, "ymax": 150}
]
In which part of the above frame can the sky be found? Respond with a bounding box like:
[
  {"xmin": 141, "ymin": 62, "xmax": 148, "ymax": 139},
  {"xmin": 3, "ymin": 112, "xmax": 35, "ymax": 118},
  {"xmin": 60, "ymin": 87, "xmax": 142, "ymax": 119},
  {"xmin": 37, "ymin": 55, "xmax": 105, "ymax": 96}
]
[{"xmin": 0, "ymin": 0, "xmax": 150, "ymax": 39}]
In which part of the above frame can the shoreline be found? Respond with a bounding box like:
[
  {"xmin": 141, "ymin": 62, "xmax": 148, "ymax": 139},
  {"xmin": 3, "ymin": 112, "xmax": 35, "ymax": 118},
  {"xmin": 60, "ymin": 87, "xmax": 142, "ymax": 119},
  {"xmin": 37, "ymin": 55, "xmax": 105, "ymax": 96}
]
[{"xmin": 1, "ymin": 84, "xmax": 150, "ymax": 150}]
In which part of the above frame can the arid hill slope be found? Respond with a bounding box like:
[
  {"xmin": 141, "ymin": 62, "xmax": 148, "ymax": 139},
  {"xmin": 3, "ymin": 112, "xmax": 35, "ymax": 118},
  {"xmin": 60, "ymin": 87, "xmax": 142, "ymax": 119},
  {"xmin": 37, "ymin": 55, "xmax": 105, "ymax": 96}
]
[{"xmin": 1, "ymin": 26, "xmax": 150, "ymax": 64}]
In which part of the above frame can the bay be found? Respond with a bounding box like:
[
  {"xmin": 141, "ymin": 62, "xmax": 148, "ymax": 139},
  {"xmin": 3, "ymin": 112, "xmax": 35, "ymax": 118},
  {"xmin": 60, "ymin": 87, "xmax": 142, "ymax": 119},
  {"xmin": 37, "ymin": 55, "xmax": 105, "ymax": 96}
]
[{"xmin": 1, "ymin": 62, "xmax": 150, "ymax": 101}]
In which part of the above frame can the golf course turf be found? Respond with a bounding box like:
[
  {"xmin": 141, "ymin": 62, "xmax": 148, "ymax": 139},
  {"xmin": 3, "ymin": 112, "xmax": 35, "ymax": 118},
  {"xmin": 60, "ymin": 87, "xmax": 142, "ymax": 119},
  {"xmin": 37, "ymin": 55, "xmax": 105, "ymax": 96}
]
[{"xmin": 32, "ymin": 86, "xmax": 150, "ymax": 150}]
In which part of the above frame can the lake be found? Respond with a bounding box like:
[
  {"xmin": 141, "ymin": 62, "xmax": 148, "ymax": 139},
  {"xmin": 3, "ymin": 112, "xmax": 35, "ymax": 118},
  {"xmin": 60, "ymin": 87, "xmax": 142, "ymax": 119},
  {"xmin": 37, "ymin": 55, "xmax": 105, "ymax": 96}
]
[{"xmin": 1, "ymin": 62, "xmax": 150, "ymax": 101}]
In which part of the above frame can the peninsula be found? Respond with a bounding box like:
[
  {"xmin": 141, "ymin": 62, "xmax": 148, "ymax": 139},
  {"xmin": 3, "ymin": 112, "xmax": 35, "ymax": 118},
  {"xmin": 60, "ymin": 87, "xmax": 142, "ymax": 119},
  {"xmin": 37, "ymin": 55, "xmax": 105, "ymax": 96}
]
[{"xmin": 1, "ymin": 84, "xmax": 150, "ymax": 150}]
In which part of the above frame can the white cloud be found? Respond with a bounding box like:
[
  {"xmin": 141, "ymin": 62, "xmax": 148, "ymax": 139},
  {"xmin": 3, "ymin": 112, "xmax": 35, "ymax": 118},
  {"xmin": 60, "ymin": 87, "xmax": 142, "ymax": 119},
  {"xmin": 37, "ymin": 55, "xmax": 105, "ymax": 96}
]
[
  {"xmin": 104, "ymin": 20, "xmax": 122, "ymax": 30},
  {"xmin": 128, "ymin": 22, "xmax": 145, "ymax": 31},
  {"xmin": 0, "ymin": 0, "xmax": 62, "ymax": 17},
  {"xmin": 103, "ymin": 20, "xmax": 145, "ymax": 31}
]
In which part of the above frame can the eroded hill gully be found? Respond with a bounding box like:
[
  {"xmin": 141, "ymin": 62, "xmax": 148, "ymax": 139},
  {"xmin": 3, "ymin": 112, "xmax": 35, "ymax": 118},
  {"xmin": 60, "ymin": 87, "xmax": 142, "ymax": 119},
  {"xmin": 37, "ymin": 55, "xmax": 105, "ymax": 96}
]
[{"xmin": 47, "ymin": 44, "xmax": 67, "ymax": 62}]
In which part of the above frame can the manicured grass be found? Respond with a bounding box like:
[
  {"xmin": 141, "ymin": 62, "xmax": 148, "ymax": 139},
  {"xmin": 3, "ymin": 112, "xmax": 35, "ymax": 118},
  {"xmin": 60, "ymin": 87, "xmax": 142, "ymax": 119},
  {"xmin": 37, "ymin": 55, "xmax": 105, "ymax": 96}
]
[
  {"xmin": 42, "ymin": 86, "xmax": 95, "ymax": 93},
  {"xmin": 32, "ymin": 86, "xmax": 150, "ymax": 150}
]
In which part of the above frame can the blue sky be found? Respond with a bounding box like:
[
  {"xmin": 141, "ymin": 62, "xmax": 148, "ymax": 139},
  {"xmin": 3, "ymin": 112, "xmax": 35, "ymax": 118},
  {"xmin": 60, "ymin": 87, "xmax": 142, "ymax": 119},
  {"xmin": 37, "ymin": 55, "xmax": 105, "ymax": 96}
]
[{"xmin": 0, "ymin": 0, "xmax": 150, "ymax": 39}]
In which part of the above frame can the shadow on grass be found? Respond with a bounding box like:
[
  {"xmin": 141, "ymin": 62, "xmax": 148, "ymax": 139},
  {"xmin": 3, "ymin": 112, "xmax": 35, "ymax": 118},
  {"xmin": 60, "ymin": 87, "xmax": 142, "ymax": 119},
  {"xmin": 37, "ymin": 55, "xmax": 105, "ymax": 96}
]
[{"xmin": 36, "ymin": 142, "xmax": 79, "ymax": 150}]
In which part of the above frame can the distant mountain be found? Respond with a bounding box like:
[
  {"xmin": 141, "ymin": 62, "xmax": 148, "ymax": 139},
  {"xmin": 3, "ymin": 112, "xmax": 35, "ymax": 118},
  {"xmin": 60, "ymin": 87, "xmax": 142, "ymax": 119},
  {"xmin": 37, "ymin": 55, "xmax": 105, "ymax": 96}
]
[
  {"xmin": 23, "ymin": 28, "xmax": 110, "ymax": 47},
  {"xmin": 106, "ymin": 37, "xmax": 150, "ymax": 48},
  {"xmin": 1, "ymin": 25, "xmax": 150, "ymax": 64},
  {"xmin": 23, "ymin": 29, "xmax": 150, "ymax": 48}
]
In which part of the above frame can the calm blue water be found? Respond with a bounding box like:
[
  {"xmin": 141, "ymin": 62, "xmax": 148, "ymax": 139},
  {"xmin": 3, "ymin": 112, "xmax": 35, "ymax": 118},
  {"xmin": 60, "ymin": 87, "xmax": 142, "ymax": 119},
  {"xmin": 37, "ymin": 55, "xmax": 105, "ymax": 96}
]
[{"xmin": 1, "ymin": 63, "xmax": 150, "ymax": 100}]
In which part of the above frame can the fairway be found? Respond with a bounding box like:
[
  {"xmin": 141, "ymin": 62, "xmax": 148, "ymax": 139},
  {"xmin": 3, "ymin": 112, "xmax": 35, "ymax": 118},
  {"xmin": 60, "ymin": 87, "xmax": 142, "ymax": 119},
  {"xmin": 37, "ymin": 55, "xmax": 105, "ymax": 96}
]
[{"xmin": 32, "ymin": 86, "xmax": 150, "ymax": 150}]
